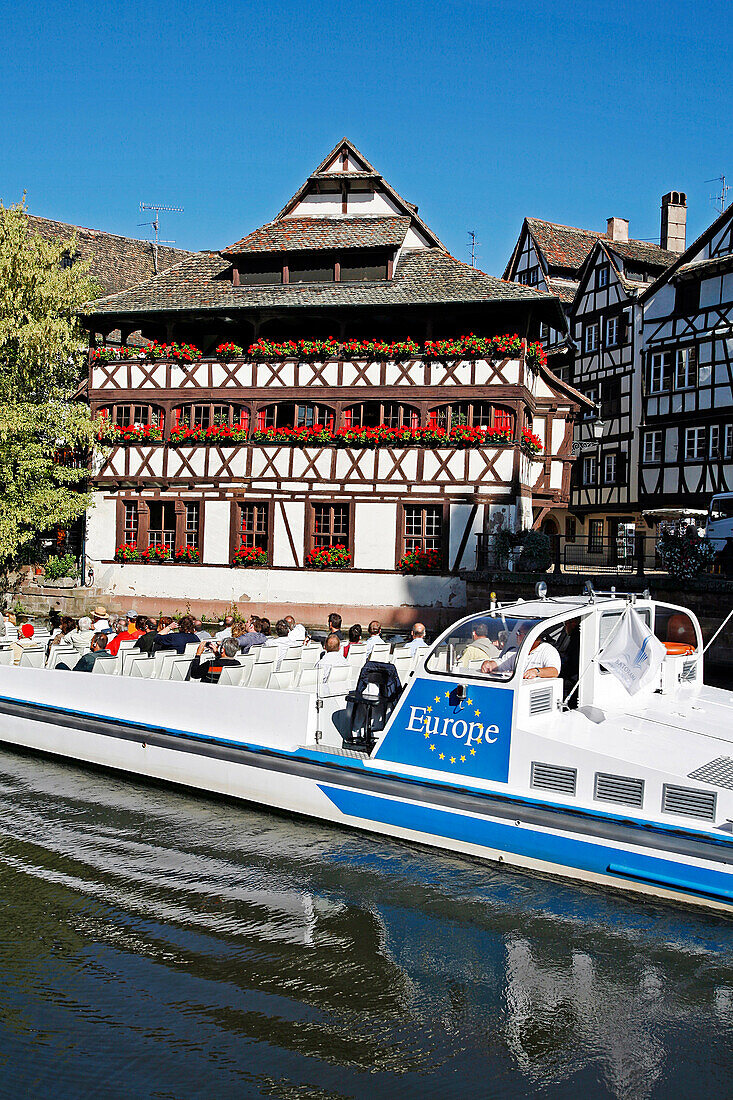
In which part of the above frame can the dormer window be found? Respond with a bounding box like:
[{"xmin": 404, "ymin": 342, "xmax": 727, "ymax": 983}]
[
  {"xmin": 340, "ymin": 250, "xmax": 389, "ymax": 282},
  {"xmin": 596, "ymin": 266, "xmax": 609, "ymax": 288},
  {"xmin": 289, "ymin": 256, "xmax": 335, "ymax": 283}
]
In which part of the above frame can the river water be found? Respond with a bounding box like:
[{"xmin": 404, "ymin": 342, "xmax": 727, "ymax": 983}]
[{"xmin": 0, "ymin": 749, "xmax": 730, "ymax": 1099}]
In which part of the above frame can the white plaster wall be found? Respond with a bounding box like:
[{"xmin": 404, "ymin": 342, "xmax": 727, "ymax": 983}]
[
  {"xmin": 272, "ymin": 500, "xmax": 305, "ymax": 567},
  {"xmin": 353, "ymin": 503, "xmax": 396, "ymax": 569},
  {"xmin": 552, "ymin": 418, "xmax": 566, "ymax": 452},
  {"xmin": 449, "ymin": 502, "xmax": 484, "ymax": 570},
  {"xmin": 348, "ymin": 190, "xmax": 401, "ymax": 215},
  {"xmin": 90, "ymin": 563, "xmax": 466, "ymax": 610},
  {"xmin": 86, "ymin": 493, "xmax": 117, "ymax": 561},
  {"xmin": 203, "ymin": 501, "xmax": 231, "ymax": 565},
  {"xmin": 287, "ymin": 193, "xmax": 342, "ymax": 217},
  {"xmin": 700, "ymin": 276, "xmax": 722, "ymax": 309}
]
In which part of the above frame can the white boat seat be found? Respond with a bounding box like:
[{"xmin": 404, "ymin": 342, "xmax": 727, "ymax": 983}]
[
  {"xmin": 115, "ymin": 639, "xmax": 138, "ymax": 653},
  {"xmin": 269, "ymin": 656, "xmax": 301, "ymax": 691},
  {"xmin": 47, "ymin": 645, "xmax": 76, "ymax": 670},
  {"xmin": 121, "ymin": 647, "xmax": 146, "ymax": 675},
  {"xmin": 153, "ymin": 650, "xmax": 182, "ymax": 679},
  {"xmin": 391, "ymin": 655, "xmax": 413, "ymax": 681},
  {"xmin": 0, "ymin": 648, "xmax": 14, "ymax": 667},
  {"xmin": 368, "ymin": 643, "xmax": 391, "ymax": 662},
  {"xmin": 236, "ymin": 652, "xmax": 257, "ymax": 687},
  {"xmin": 300, "ymin": 647, "xmax": 320, "ymax": 671},
  {"xmin": 184, "ymin": 641, "xmax": 201, "ymax": 656},
  {"xmin": 91, "ymin": 654, "xmax": 121, "ymax": 675},
  {"xmin": 167, "ymin": 656, "xmax": 194, "ymax": 681},
  {"xmin": 127, "ymin": 655, "xmax": 156, "ymax": 678},
  {"xmin": 217, "ymin": 663, "xmax": 248, "ymax": 686},
  {"xmin": 19, "ymin": 648, "xmax": 46, "ymax": 669},
  {"xmin": 247, "ymin": 654, "xmax": 276, "ymax": 689}
]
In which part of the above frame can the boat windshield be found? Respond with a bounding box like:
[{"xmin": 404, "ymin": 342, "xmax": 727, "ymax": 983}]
[{"xmin": 425, "ymin": 614, "xmax": 545, "ymax": 680}]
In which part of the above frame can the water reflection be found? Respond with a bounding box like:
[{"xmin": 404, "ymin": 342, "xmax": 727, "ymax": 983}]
[{"xmin": 0, "ymin": 750, "xmax": 729, "ymax": 1099}]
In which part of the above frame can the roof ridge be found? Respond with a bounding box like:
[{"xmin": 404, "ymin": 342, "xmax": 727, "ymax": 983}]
[
  {"xmin": 527, "ymin": 217, "xmax": 604, "ymax": 237},
  {"xmin": 27, "ymin": 212, "xmax": 196, "ymax": 252},
  {"xmin": 84, "ymin": 251, "xmax": 217, "ymax": 308}
]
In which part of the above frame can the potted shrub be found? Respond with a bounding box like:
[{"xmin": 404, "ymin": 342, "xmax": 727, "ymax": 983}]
[
  {"xmin": 657, "ymin": 529, "xmax": 716, "ymax": 582},
  {"xmin": 304, "ymin": 544, "xmax": 352, "ymax": 569},
  {"xmin": 232, "ymin": 546, "xmax": 268, "ymax": 567}
]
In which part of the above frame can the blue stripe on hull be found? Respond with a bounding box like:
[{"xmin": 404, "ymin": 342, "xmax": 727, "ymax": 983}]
[{"xmin": 319, "ymin": 784, "xmax": 733, "ymax": 906}]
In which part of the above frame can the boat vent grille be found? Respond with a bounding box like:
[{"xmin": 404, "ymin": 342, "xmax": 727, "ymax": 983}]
[
  {"xmin": 661, "ymin": 783, "xmax": 717, "ymax": 821},
  {"xmin": 688, "ymin": 756, "xmax": 733, "ymax": 791},
  {"xmin": 680, "ymin": 660, "xmax": 697, "ymax": 682},
  {"xmin": 530, "ymin": 761, "xmax": 577, "ymax": 795},
  {"xmin": 594, "ymin": 772, "xmax": 645, "ymax": 808},
  {"xmin": 529, "ymin": 687, "xmax": 554, "ymax": 715}
]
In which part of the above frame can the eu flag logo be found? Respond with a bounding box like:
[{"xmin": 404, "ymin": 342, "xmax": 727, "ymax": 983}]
[{"xmin": 373, "ymin": 677, "xmax": 513, "ymax": 783}]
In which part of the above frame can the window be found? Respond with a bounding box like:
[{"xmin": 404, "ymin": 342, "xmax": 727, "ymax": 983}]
[
  {"xmin": 289, "ymin": 257, "xmax": 334, "ymax": 283},
  {"xmin": 148, "ymin": 501, "xmax": 176, "ymax": 552},
  {"xmin": 237, "ymin": 258, "xmax": 283, "ymax": 285},
  {"xmin": 588, "ymin": 519, "xmax": 604, "ymax": 553},
  {"xmin": 123, "ymin": 501, "xmax": 138, "ymax": 545},
  {"xmin": 643, "ymin": 430, "xmax": 662, "ymax": 464},
  {"xmin": 674, "ymin": 347, "xmax": 697, "ymax": 391},
  {"xmin": 429, "ymin": 403, "xmax": 514, "ymax": 431},
  {"xmin": 107, "ymin": 404, "xmax": 163, "ymax": 429},
  {"xmin": 596, "ymin": 266, "xmax": 609, "ymax": 289},
  {"xmin": 582, "ymin": 384, "xmax": 599, "ymax": 419},
  {"xmin": 184, "ymin": 502, "xmax": 199, "ymax": 549},
  {"xmin": 174, "ymin": 404, "xmax": 250, "ymax": 430},
  {"xmin": 256, "ymin": 403, "xmax": 334, "ymax": 431},
  {"xmin": 648, "ymin": 351, "xmax": 671, "ymax": 394},
  {"xmin": 606, "ymin": 316, "xmax": 619, "ymax": 347},
  {"xmin": 311, "ymin": 503, "xmax": 350, "ymax": 553},
  {"xmin": 685, "ymin": 427, "xmax": 706, "ymax": 461},
  {"xmin": 344, "ymin": 402, "xmax": 419, "ymax": 429},
  {"xmin": 602, "ymin": 377, "xmax": 622, "ymax": 418},
  {"xmin": 565, "ymin": 516, "xmax": 577, "ymax": 542},
  {"xmin": 237, "ymin": 502, "xmax": 269, "ymax": 551},
  {"xmin": 709, "ymin": 425, "xmax": 720, "ymax": 458},
  {"xmin": 582, "ymin": 455, "xmax": 597, "ymax": 485},
  {"xmin": 539, "ymin": 322, "xmax": 549, "ymax": 340},
  {"xmin": 726, "ymin": 425, "xmax": 733, "ymax": 459},
  {"xmin": 675, "ymin": 280, "xmax": 700, "ymax": 315},
  {"xmin": 403, "ymin": 504, "xmax": 443, "ymax": 556},
  {"xmin": 340, "ymin": 250, "xmax": 389, "ymax": 282},
  {"xmin": 603, "ymin": 453, "xmax": 618, "ymax": 484},
  {"xmin": 518, "ymin": 267, "xmax": 540, "ymax": 286},
  {"xmin": 584, "ymin": 324, "xmax": 599, "ymax": 353}
]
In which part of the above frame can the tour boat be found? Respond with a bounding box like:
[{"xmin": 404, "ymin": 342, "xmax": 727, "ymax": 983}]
[{"xmin": 0, "ymin": 589, "xmax": 731, "ymax": 916}]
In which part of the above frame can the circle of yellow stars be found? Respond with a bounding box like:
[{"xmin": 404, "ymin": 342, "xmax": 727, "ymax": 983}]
[{"xmin": 420, "ymin": 692, "xmax": 480, "ymax": 765}]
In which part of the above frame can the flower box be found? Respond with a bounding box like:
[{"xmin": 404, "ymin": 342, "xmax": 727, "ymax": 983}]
[
  {"xmin": 397, "ymin": 548, "xmax": 442, "ymax": 574},
  {"xmin": 520, "ymin": 427, "xmax": 543, "ymax": 455},
  {"xmin": 304, "ymin": 545, "xmax": 352, "ymax": 570},
  {"xmin": 232, "ymin": 547, "xmax": 268, "ymax": 567},
  {"xmin": 115, "ymin": 543, "xmax": 141, "ymax": 563},
  {"xmin": 216, "ymin": 342, "xmax": 243, "ymax": 361},
  {"xmin": 140, "ymin": 544, "xmax": 171, "ymax": 563},
  {"xmin": 174, "ymin": 546, "xmax": 200, "ymax": 563}
]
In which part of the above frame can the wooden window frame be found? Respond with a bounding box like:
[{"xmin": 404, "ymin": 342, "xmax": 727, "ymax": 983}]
[
  {"xmin": 642, "ymin": 430, "xmax": 662, "ymax": 465},
  {"xmin": 584, "ymin": 323, "xmax": 599, "ymax": 353},
  {"xmin": 305, "ymin": 500, "xmax": 354, "ymax": 564},
  {"xmin": 105, "ymin": 403, "xmax": 164, "ymax": 429},
  {"xmin": 397, "ymin": 501, "xmax": 449, "ymax": 572},
  {"xmin": 256, "ymin": 402, "xmax": 335, "ymax": 431},
  {"xmin": 174, "ymin": 403, "xmax": 250, "ymax": 431},
  {"xmin": 115, "ymin": 496, "xmax": 204, "ymax": 559},
  {"xmin": 674, "ymin": 346, "xmax": 697, "ymax": 391},
  {"xmin": 230, "ymin": 499, "xmax": 274, "ymax": 560},
  {"xmin": 684, "ymin": 426, "xmax": 706, "ymax": 461},
  {"xmin": 588, "ymin": 518, "xmax": 604, "ymax": 554}
]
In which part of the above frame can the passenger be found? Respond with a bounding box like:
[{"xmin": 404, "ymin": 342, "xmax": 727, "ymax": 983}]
[
  {"xmin": 259, "ymin": 617, "xmax": 271, "ymax": 638},
  {"xmin": 215, "ymin": 614, "xmax": 235, "ymax": 641},
  {"xmin": 92, "ymin": 605, "xmax": 111, "ymax": 632},
  {"xmin": 189, "ymin": 637, "xmax": 241, "ymax": 684},
  {"xmin": 285, "ymin": 615, "xmax": 306, "ymax": 644},
  {"xmin": 318, "ymin": 633, "xmax": 348, "ymax": 681},
  {"xmin": 556, "ymin": 618, "xmax": 581, "ymax": 701},
  {"xmin": 238, "ymin": 616, "xmax": 268, "ymax": 654},
  {"xmin": 343, "ymin": 623, "xmax": 362, "ymax": 657},
  {"xmin": 58, "ymin": 632, "xmax": 109, "ymax": 672},
  {"xmin": 48, "ymin": 616, "xmax": 77, "ymax": 649},
  {"xmin": 264, "ymin": 619, "xmax": 293, "ymax": 668},
  {"xmin": 481, "ymin": 623, "xmax": 561, "ymax": 680},
  {"xmin": 460, "ymin": 622, "xmax": 499, "ymax": 667},
  {"xmin": 66, "ymin": 616, "xmax": 95, "ymax": 653},
  {"xmin": 153, "ymin": 615, "xmax": 199, "ymax": 654},
  {"xmin": 193, "ymin": 618, "xmax": 212, "ymax": 641},
  {"xmin": 12, "ymin": 624, "xmax": 37, "ymax": 665},
  {"xmin": 327, "ymin": 613, "xmax": 343, "ymax": 641},
  {"xmin": 364, "ymin": 620, "xmax": 383, "ymax": 656},
  {"xmin": 134, "ymin": 618, "xmax": 157, "ymax": 655},
  {"xmin": 107, "ymin": 613, "xmax": 145, "ymax": 656},
  {"xmin": 407, "ymin": 622, "xmax": 428, "ymax": 657}
]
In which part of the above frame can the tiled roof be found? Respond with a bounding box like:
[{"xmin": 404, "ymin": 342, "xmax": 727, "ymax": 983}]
[
  {"xmin": 27, "ymin": 214, "xmax": 197, "ymax": 296},
  {"xmin": 604, "ymin": 239, "xmax": 678, "ymax": 267},
  {"xmin": 677, "ymin": 252, "xmax": 733, "ymax": 277},
  {"xmin": 546, "ymin": 276, "xmax": 579, "ymax": 303},
  {"xmin": 224, "ymin": 216, "xmax": 410, "ymax": 254},
  {"xmin": 526, "ymin": 219, "xmax": 604, "ymax": 271},
  {"xmin": 85, "ymin": 247, "xmax": 555, "ymax": 316}
]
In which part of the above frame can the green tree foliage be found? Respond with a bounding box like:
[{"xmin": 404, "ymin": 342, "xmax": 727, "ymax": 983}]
[{"xmin": 0, "ymin": 199, "xmax": 99, "ymax": 581}]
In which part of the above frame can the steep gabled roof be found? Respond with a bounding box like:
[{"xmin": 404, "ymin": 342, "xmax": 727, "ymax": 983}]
[
  {"xmin": 223, "ymin": 215, "xmax": 410, "ymax": 255},
  {"xmin": 84, "ymin": 247, "xmax": 561, "ymax": 318},
  {"xmin": 272, "ymin": 137, "xmax": 445, "ymax": 249},
  {"xmin": 525, "ymin": 219, "xmax": 604, "ymax": 271},
  {"xmin": 27, "ymin": 214, "xmax": 197, "ymax": 296},
  {"xmin": 604, "ymin": 239, "xmax": 678, "ymax": 268}
]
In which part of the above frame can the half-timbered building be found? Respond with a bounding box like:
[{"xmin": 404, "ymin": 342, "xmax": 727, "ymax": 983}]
[
  {"xmin": 639, "ymin": 200, "xmax": 733, "ymax": 528},
  {"xmin": 82, "ymin": 139, "xmax": 587, "ymax": 625}
]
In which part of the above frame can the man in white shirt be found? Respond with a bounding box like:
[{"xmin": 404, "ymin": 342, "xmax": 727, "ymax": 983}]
[
  {"xmin": 363, "ymin": 620, "xmax": 383, "ymax": 656},
  {"xmin": 284, "ymin": 615, "xmax": 306, "ymax": 644},
  {"xmin": 408, "ymin": 623, "xmax": 429, "ymax": 657},
  {"xmin": 66, "ymin": 616, "xmax": 95, "ymax": 653},
  {"xmin": 215, "ymin": 614, "xmax": 235, "ymax": 641},
  {"xmin": 460, "ymin": 622, "xmax": 500, "ymax": 667},
  {"xmin": 318, "ymin": 634, "xmax": 348, "ymax": 682},
  {"xmin": 264, "ymin": 619, "xmax": 294, "ymax": 669},
  {"xmin": 92, "ymin": 605, "xmax": 111, "ymax": 632},
  {"xmin": 481, "ymin": 624, "xmax": 560, "ymax": 679}
]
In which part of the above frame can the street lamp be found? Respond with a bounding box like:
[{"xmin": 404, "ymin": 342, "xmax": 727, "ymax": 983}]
[{"xmin": 591, "ymin": 401, "xmax": 604, "ymax": 442}]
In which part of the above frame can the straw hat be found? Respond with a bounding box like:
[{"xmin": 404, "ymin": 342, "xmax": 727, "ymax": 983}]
[{"xmin": 93, "ymin": 605, "xmax": 107, "ymax": 617}]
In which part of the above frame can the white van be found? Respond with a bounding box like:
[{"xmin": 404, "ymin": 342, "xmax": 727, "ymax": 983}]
[{"xmin": 706, "ymin": 492, "xmax": 733, "ymax": 551}]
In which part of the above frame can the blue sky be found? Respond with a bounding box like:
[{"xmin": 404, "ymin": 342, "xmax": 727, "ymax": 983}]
[{"xmin": 2, "ymin": 0, "xmax": 730, "ymax": 275}]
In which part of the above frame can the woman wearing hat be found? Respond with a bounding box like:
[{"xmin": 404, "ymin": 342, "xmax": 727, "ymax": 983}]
[{"xmin": 12, "ymin": 624, "xmax": 37, "ymax": 665}]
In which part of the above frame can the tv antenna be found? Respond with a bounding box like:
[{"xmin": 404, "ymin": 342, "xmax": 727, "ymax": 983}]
[
  {"xmin": 705, "ymin": 175, "xmax": 730, "ymax": 214},
  {"xmin": 138, "ymin": 202, "xmax": 183, "ymax": 273},
  {"xmin": 468, "ymin": 229, "xmax": 479, "ymax": 267}
]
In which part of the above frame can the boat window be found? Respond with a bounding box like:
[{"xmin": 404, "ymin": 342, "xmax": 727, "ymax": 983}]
[
  {"xmin": 654, "ymin": 607, "xmax": 698, "ymax": 654},
  {"xmin": 598, "ymin": 608, "xmax": 652, "ymax": 674},
  {"xmin": 425, "ymin": 614, "xmax": 544, "ymax": 681}
]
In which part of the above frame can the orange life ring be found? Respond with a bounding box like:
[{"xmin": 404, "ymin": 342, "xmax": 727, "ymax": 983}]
[{"xmin": 664, "ymin": 642, "xmax": 695, "ymax": 656}]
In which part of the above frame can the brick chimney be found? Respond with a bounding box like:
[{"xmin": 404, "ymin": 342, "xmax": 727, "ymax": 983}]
[
  {"xmin": 661, "ymin": 191, "xmax": 687, "ymax": 253},
  {"xmin": 606, "ymin": 217, "xmax": 629, "ymax": 242}
]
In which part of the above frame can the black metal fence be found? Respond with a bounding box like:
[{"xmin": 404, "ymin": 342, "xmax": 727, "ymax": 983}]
[{"xmin": 475, "ymin": 533, "xmax": 672, "ymax": 576}]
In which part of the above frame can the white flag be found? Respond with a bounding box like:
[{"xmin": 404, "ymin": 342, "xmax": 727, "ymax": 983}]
[{"xmin": 597, "ymin": 607, "xmax": 667, "ymax": 695}]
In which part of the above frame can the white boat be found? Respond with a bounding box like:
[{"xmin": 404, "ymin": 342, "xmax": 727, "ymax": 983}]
[{"xmin": 0, "ymin": 590, "xmax": 731, "ymax": 915}]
